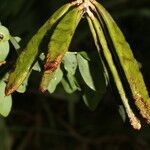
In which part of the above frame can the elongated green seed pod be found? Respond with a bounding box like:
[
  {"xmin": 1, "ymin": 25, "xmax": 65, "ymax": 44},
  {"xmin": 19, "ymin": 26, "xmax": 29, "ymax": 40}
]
[
  {"xmin": 5, "ymin": 3, "xmax": 72, "ymax": 95},
  {"xmin": 40, "ymin": 7, "xmax": 83, "ymax": 92},
  {"xmin": 91, "ymin": 15, "xmax": 141, "ymax": 130},
  {"xmin": 94, "ymin": 1, "xmax": 150, "ymax": 123},
  {"xmin": 86, "ymin": 15, "xmax": 109, "ymax": 83}
]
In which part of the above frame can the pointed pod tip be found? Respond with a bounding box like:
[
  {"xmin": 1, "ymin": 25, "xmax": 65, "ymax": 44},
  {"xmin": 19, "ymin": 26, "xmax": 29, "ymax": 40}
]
[
  {"xmin": 130, "ymin": 116, "xmax": 141, "ymax": 130},
  {"xmin": 133, "ymin": 122, "xmax": 141, "ymax": 130},
  {"xmin": 39, "ymin": 87, "xmax": 47, "ymax": 93},
  {"xmin": 5, "ymin": 86, "xmax": 16, "ymax": 96}
]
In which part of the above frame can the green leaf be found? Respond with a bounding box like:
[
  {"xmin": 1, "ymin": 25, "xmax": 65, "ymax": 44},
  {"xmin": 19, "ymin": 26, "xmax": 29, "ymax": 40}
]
[
  {"xmin": 82, "ymin": 86, "xmax": 104, "ymax": 111},
  {"xmin": 14, "ymin": 36, "xmax": 21, "ymax": 43},
  {"xmin": 77, "ymin": 51, "xmax": 107, "ymax": 110},
  {"xmin": 63, "ymin": 52, "xmax": 77, "ymax": 75},
  {"xmin": 0, "ymin": 25, "xmax": 10, "ymax": 43},
  {"xmin": 67, "ymin": 73, "xmax": 80, "ymax": 91},
  {"xmin": 16, "ymin": 78, "xmax": 28, "ymax": 93},
  {"xmin": 0, "ymin": 41, "xmax": 9, "ymax": 62},
  {"xmin": 118, "ymin": 105, "xmax": 126, "ymax": 123},
  {"xmin": 77, "ymin": 53, "xmax": 96, "ymax": 91},
  {"xmin": 32, "ymin": 53, "xmax": 45, "ymax": 72},
  {"xmin": 78, "ymin": 51, "xmax": 90, "ymax": 61},
  {"xmin": 10, "ymin": 36, "xmax": 21, "ymax": 50},
  {"xmin": 0, "ymin": 81, "xmax": 12, "ymax": 117},
  {"xmin": 61, "ymin": 73, "xmax": 79, "ymax": 94},
  {"xmin": 61, "ymin": 78, "xmax": 73, "ymax": 94},
  {"xmin": 78, "ymin": 51, "xmax": 107, "ymax": 91},
  {"xmin": 48, "ymin": 67, "xmax": 63, "ymax": 93},
  {"xmin": 39, "ymin": 53, "xmax": 45, "ymax": 61},
  {"xmin": 32, "ymin": 61, "xmax": 41, "ymax": 72}
]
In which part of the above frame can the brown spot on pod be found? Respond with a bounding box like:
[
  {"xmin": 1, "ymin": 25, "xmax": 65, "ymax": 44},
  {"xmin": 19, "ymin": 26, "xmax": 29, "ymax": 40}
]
[
  {"xmin": 130, "ymin": 77, "xmax": 150, "ymax": 123},
  {"xmin": 44, "ymin": 54, "xmax": 63, "ymax": 72},
  {"xmin": 134, "ymin": 94, "xmax": 150, "ymax": 123}
]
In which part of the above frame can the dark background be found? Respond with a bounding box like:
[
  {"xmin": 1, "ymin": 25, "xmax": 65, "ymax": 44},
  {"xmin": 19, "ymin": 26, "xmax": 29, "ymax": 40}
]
[{"xmin": 0, "ymin": 0, "xmax": 150, "ymax": 149}]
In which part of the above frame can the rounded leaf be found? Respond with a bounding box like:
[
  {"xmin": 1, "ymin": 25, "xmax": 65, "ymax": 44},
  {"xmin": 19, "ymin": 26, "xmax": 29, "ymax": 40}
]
[
  {"xmin": 48, "ymin": 67, "xmax": 63, "ymax": 93},
  {"xmin": 0, "ymin": 81, "xmax": 12, "ymax": 117},
  {"xmin": 0, "ymin": 41, "xmax": 9, "ymax": 61},
  {"xmin": 0, "ymin": 26, "xmax": 10, "ymax": 43},
  {"xmin": 77, "ymin": 53, "xmax": 96, "ymax": 90},
  {"xmin": 63, "ymin": 52, "xmax": 77, "ymax": 75}
]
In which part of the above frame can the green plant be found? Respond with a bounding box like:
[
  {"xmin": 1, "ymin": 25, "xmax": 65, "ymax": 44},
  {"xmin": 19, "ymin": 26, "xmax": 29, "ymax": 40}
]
[
  {"xmin": 0, "ymin": 0, "xmax": 150, "ymax": 130},
  {"xmin": 0, "ymin": 23, "xmax": 20, "ymax": 116}
]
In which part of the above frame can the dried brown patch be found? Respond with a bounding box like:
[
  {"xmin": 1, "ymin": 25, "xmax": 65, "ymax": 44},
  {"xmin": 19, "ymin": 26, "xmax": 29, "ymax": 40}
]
[
  {"xmin": 134, "ymin": 94, "xmax": 150, "ymax": 123},
  {"xmin": 130, "ymin": 77, "xmax": 150, "ymax": 123},
  {"xmin": 128, "ymin": 114, "xmax": 141, "ymax": 130},
  {"xmin": 122, "ymin": 56, "xmax": 132, "ymax": 63},
  {"xmin": 5, "ymin": 84, "xmax": 17, "ymax": 96},
  {"xmin": 44, "ymin": 54, "xmax": 63, "ymax": 71}
]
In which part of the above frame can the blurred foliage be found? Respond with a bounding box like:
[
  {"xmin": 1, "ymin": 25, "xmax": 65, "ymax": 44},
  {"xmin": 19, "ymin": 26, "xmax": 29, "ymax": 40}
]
[{"xmin": 0, "ymin": 0, "xmax": 150, "ymax": 149}]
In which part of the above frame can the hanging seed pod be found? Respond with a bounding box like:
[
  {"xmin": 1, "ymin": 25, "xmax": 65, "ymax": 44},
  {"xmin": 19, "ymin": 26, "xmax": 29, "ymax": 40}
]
[
  {"xmin": 93, "ymin": 1, "xmax": 150, "ymax": 123},
  {"xmin": 4, "ymin": 0, "xmax": 149, "ymax": 129},
  {"xmin": 5, "ymin": 3, "xmax": 72, "ymax": 95},
  {"xmin": 87, "ymin": 14, "xmax": 141, "ymax": 129},
  {"xmin": 40, "ymin": 7, "xmax": 83, "ymax": 92},
  {"xmin": 86, "ymin": 15, "xmax": 109, "ymax": 84}
]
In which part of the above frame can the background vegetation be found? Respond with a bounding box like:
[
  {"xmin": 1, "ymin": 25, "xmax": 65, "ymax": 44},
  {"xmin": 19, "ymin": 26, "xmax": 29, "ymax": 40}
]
[{"xmin": 0, "ymin": 0, "xmax": 150, "ymax": 149}]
